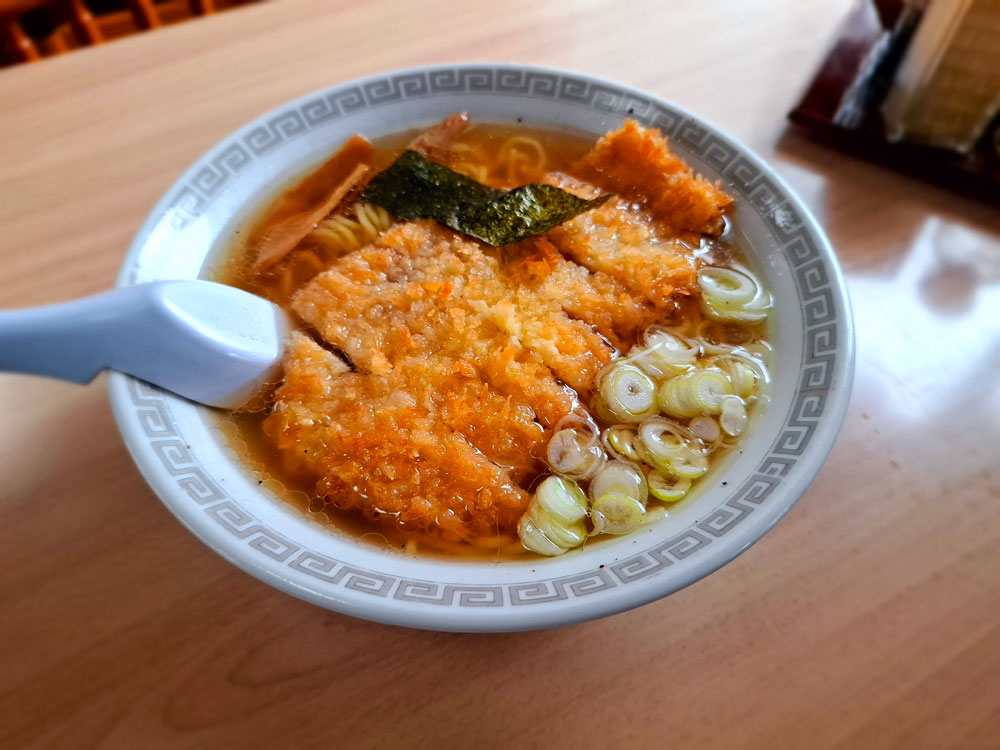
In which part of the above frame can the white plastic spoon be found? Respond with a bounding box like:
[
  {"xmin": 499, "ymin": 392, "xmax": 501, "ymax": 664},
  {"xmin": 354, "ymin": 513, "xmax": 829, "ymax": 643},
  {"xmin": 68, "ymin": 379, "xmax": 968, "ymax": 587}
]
[{"xmin": 0, "ymin": 281, "xmax": 290, "ymax": 408}]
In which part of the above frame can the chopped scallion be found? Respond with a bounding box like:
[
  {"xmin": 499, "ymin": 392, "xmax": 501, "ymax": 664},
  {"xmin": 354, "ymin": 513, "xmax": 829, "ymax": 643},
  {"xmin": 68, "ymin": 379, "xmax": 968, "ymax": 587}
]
[
  {"xmin": 535, "ymin": 476, "xmax": 588, "ymax": 524},
  {"xmin": 599, "ymin": 363, "xmax": 657, "ymax": 422},
  {"xmin": 589, "ymin": 461, "xmax": 648, "ymax": 504},
  {"xmin": 647, "ymin": 470, "xmax": 691, "ymax": 502},
  {"xmin": 518, "ymin": 516, "xmax": 565, "ymax": 556},
  {"xmin": 518, "ymin": 476, "xmax": 589, "ymax": 556},
  {"xmin": 530, "ymin": 505, "xmax": 587, "ymax": 549},
  {"xmin": 546, "ymin": 428, "xmax": 604, "ymax": 480},
  {"xmin": 603, "ymin": 425, "xmax": 644, "ymax": 462},
  {"xmin": 689, "ymin": 416, "xmax": 721, "ymax": 443},
  {"xmin": 719, "ymin": 395, "xmax": 749, "ymax": 437},
  {"xmin": 591, "ymin": 492, "xmax": 646, "ymax": 535},
  {"xmin": 657, "ymin": 368, "xmax": 733, "ymax": 417},
  {"xmin": 632, "ymin": 329, "xmax": 699, "ymax": 378},
  {"xmin": 639, "ymin": 418, "xmax": 709, "ymax": 479},
  {"xmin": 698, "ymin": 267, "xmax": 758, "ymax": 307}
]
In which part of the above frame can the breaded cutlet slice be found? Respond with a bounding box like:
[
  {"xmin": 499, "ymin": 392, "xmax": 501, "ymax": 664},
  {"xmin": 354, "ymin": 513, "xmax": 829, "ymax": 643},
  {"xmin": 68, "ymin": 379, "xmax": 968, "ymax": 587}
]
[
  {"xmin": 387, "ymin": 350, "xmax": 546, "ymax": 480},
  {"xmin": 293, "ymin": 239, "xmax": 575, "ymax": 426},
  {"xmin": 295, "ymin": 263, "xmax": 574, "ymax": 428},
  {"xmin": 293, "ymin": 221, "xmax": 611, "ymax": 416},
  {"xmin": 545, "ymin": 184, "xmax": 700, "ymax": 313},
  {"xmin": 500, "ymin": 236, "xmax": 660, "ymax": 350},
  {"xmin": 283, "ymin": 286, "xmax": 548, "ymax": 478},
  {"xmin": 268, "ymin": 333, "xmax": 531, "ymax": 536},
  {"xmin": 458, "ymin": 258, "xmax": 614, "ymax": 395},
  {"xmin": 574, "ymin": 119, "xmax": 732, "ymax": 236},
  {"xmin": 374, "ymin": 222, "xmax": 613, "ymax": 392}
]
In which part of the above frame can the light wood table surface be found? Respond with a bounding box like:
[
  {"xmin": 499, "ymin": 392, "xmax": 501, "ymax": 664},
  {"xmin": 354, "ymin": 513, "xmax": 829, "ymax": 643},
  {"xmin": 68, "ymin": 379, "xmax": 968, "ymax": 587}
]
[{"xmin": 2, "ymin": 1, "xmax": 999, "ymax": 748}]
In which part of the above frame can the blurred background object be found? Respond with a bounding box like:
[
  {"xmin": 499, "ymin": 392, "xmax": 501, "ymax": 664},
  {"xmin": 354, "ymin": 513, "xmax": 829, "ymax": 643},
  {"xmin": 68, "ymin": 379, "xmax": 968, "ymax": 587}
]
[
  {"xmin": 882, "ymin": 0, "xmax": 1000, "ymax": 152},
  {"xmin": 790, "ymin": 0, "xmax": 1000, "ymax": 204},
  {"xmin": 0, "ymin": 0, "xmax": 259, "ymax": 67}
]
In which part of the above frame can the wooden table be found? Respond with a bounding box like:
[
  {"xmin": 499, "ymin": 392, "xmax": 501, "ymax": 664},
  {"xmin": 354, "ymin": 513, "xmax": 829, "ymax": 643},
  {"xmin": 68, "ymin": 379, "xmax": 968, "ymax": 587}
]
[{"xmin": 2, "ymin": 1, "xmax": 999, "ymax": 747}]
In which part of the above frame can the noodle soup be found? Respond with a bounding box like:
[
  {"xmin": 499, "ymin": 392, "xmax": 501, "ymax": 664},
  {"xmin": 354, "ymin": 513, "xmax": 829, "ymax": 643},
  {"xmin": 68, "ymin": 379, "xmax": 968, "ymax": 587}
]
[{"xmin": 215, "ymin": 117, "xmax": 772, "ymax": 559}]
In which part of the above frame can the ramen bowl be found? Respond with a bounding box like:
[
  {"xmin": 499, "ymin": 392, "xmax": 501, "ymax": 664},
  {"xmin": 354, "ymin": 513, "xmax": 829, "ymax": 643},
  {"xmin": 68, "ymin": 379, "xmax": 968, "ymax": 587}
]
[{"xmin": 109, "ymin": 63, "xmax": 853, "ymax": 632}]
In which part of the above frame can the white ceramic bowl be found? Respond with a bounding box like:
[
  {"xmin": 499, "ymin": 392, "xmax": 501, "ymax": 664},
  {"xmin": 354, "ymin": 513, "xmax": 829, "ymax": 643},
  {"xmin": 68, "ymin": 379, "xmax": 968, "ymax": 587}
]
[{"xmin": 109, "ymin": 64, "xmax": 853, "ymax": 632}]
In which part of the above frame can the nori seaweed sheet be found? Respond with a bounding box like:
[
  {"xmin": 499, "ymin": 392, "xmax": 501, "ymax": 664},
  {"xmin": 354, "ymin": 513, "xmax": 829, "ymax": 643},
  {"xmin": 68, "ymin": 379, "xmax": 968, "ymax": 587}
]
[{"xmin": 363, "ymin": 150, "xmax": 610, "ymax": 246}]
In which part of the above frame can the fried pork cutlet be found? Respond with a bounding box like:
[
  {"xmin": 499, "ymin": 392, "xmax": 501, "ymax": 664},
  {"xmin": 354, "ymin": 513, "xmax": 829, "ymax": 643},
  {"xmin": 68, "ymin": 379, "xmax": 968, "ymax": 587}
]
[
  {"xmin": 539, "ymin": 121, "xmax": 731, "ymax": 316},
  {"xmin": 292, "ymin": 244, "xmax": 552, "ymax": 478},
  {"xmin": 501, "ymin": 236, "xmax": 661, "ymax": 349},
  {"xmin": 294, "ymin": 221, "xmax": 613, "ymax": 421},
  {"xmin": 575, "ymin": 119, "xmax": 732, "ymax": 236},
  {"xmin": 294, "ymin": 252, "xmax": 572, "ymax": 426},
  {"xmin": 544, "ymin": 174, "xmax": 701, "ymax": 313},
  {"xmin": 267, "ymin": 333, "xmax": 531, "ymax": 537}
]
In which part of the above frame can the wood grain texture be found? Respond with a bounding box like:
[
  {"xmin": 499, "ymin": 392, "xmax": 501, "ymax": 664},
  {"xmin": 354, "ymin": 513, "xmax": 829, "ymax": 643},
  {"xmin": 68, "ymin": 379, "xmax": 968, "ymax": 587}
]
[{"xmin": 2, "ymin": 1, "xmax": 1000, "ymax": 748}]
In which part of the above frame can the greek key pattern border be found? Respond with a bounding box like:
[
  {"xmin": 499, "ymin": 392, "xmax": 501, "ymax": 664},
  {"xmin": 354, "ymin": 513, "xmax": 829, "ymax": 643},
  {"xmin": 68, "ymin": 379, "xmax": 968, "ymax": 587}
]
[{"xmin": 133, "ymin": 67, "xmax": 839, "ymax": 607}]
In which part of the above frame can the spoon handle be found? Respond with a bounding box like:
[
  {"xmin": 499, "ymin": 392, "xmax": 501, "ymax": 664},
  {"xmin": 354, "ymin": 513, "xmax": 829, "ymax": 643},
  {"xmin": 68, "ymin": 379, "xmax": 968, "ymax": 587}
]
[
  {"xmin": 0, "ymin": 281, "xmax": 288, "ymax": 408},
  {"xmin": 0, "ymin": 285, "xmax": 153, "ymax": 384}
]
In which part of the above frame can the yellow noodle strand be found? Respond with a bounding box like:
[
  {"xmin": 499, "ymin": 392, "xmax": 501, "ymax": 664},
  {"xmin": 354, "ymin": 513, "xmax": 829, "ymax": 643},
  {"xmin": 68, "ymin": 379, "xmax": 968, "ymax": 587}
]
[
  {"xmin": 452, "ymin": 161, "xmax": 490, "ymax": 182},
  {"xmin": 498, "ymin": 135, "xmax": 548, "ymax": 175}
]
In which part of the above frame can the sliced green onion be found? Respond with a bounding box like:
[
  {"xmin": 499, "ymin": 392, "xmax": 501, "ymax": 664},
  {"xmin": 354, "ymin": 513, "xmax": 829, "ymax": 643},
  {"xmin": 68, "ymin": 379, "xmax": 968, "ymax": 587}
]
[
  {"xmin": 519, "ymin": 476, "xmax": 590, "ymax": 555},
  {"xmin": 591, "ymin": 492, "xmax": 646, "ymax": 535},
  {"xmin": 594, "ymin": 397, "xmax": 619, "ymax": 425},
  {"xmin": 701, "ymin": 288, "xmax": 771, "ymax": 324},
  {"xmin": 642, "ymin": 505, "xmax": 669, "ymax": 525},
  {"xmin": 684, "ymin": 369, "xmax": 732, "ymax": 414},
  {"xmin": 603, "ymin": 425, "xmax": 643, "ymax": 462},
  {"xmin": 535, "ymin": 476, "xmax": 588, "ymax": 524},
  {"xmin": 698, "ymin": 338, "xmax": 742, "ymax": 356},
  {"xmin": 698, "ymin": 267, "xmax": 758, "ymax": 307},
  {"xmin": 530, "ymin": 504, "xmax": 587, "ymax": 549},
  {"xmin": 658, "ymin": 368, "xmax": 733, "ymax": 417},
  {"xmin": 663, "ymin": 449, "xmax": 708, "ymax": 479},
  {"xmin": 647, "ymin": 470, "xmax": 691, "ymax": 502},
  {"xmin": 599, "ymin": 363, "xmax": 657, "ymax": 422},
  {"xmin": 697, "ymin": 265, "xmax": 772, "ymax": 324},
  {"xmin": 743, "ymin": 341, "xmax": 773, "ymax": 361},
  {"xmin": 632, "ymin": 329, "xmax": 698, "ymax": 378},
  {"xmin": 639, "ymin": 418, "xmax": 694, "ymax": 460},
  {"xmin": 657, "ymin": 376, "xmax": 700, "ymax": 419},
  {"xmin": 639, "ymin": 418, "xmax": 709, "ymax": 479},
  {"xmin": 589, "ymin": 461, "xmax": 648, "ymax": 503},
  {"xmin": 546, "ymin": 428, "xmax": 604, "ymax": 479},
  {"xmin": 644, "ymin": 328, "xmax": 699, "ymax": 359},
  {"xmin": 729, "ymin": 361, "xmax": 759, "ymax": 399},
  {"xmin": 719, "ymin": 395, "xmax": 749, "ymax": 437},
  {"xmin": 706, "ymin": 353, "xmax": 767, "ymax": 399},
  {"xmin": 688, "ymin": 416, "xmax": 721, "ymax": 443},
  {"xmin": 518, "ymin": 515, "xmax": 565, "ymax": 556}
]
